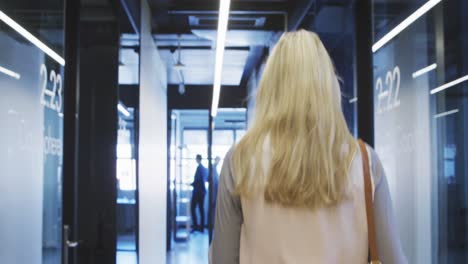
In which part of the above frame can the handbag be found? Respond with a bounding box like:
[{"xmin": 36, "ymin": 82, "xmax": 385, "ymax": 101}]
[{"xmin": 358, "ymin": 139, "xmax": 382, "ymax": 264}]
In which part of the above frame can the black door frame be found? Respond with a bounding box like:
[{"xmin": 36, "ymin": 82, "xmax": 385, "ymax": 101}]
[
  {"xmin": 355, "ymin": 0, "xmax": 375, "ymax": 146},
  {"xmin": 62, "ymin": 0, "xmax": 81, "ymax": 262}
]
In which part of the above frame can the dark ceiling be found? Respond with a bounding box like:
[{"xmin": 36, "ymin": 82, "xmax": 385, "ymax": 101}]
[
  {"xmin": 140, "ymin": 0, "xmax": 358, "ymax": 87},
  {"xmin": 149, "ymin": 0, "xmax": 290, "ymax": 34},
  {"xmin": 145, "ymin": 0, "xmax": 298, "ymax": 86}
]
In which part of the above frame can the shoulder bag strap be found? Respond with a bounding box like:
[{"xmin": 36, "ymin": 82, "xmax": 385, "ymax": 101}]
[{"xmin": 358, "ymin": 139, "xmax": 381, "ymax": 264}]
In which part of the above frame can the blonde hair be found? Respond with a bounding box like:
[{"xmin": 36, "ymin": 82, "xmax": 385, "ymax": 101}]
[{"xmin": 233, "ymin": 30, "xmax": 357, "ymax": 209}]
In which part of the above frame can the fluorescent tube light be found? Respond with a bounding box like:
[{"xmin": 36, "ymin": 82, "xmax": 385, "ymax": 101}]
[
  {"xmin": 0, "ymin": 65, "xmax": 20, "ymax": 79},
  {"xmin": 430, "ymin": 75, "xmax": 468, "ymax": 94},
  {"xmin": 118, "ymin": 103, "xmax": 131, "ymax": 117},
  {"xmin": 211, "ymin": 0, "xmax": 231, "ymax": 117},
  {"xmin": 0, "ymin": 10, "xmax": 65, "ymax": 66},
  {"xmin": 434, "ymin": 109, "xmax": 459, "ymax": 119},
  {"xmin": 412, "ymin": 63, "xmax": 437, "ymax": 79},
  {"xmin": 372, "ymin": 0, "xmax": 442, "ymax": 53}
]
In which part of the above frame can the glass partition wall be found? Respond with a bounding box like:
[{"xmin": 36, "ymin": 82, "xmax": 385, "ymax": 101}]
[
  {"xmin": 0, "ymin": 1, "xmax": 65, "ymax": 263},
  {"xmin": 372, "ymin": 0, "xmax": 468, "ymax": 263}
]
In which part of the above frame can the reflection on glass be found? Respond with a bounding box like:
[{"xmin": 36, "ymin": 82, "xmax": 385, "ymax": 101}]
[
  {"xmin": 0, "ymin": 1, "xmax": 65, "ymax": 263},
  {"xmin": 373, "ymin": 0, "xmax": 468, "ymax": 263}
]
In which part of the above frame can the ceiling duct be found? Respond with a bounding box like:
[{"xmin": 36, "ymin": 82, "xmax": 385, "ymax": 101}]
[
  {"xmin": 189, "ymin": 15, "xmax": 266, "ymax": 29},
  {"xmin": 191, "ymin": 29, "xmax": 274, "ymax": 47}
]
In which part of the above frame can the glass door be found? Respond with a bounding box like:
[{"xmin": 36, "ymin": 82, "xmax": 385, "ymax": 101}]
[
  {"xmin": 116, "ymin": 107, "xmax": 138, "ymax": 262},
  {"xmin": 168, "ymin": 110, "xmax": 210, "ymax": 263},
  {"xmin": 167, "ymin": 109, "xmax": 246, "ymax": 261},
  {"xmin": 116, "ymin": 34, "xmax": 140, "ymax": 264}
]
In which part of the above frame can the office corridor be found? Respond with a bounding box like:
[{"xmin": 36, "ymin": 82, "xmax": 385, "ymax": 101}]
[{"xmin": 2, "ymin": 0, "xmax": 468, "ymax": 263}]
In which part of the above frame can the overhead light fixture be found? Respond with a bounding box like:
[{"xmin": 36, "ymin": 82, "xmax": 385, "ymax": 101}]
[
  {"xmin": 178, "ymin": 83, "xmax": 186, "ymax": 95},
  {"xmin": 118, "ymin": 103, "xmax": 131, "ymax": 117},
  {"xmin": 430, "ymin": 74, "xmax": 468, "ymax": 94},
  {"xmin": 412, "ymin": 63, "xmax": 437, "ymax": 79},
  {"xmin": 211, "ymin": 0, "xmax": 231, "ymax": 117},
  {"xmin": 372, "ymin": 0, "xmax": 442, "ymax": 53},
  {"xmin": 0, "ymin": 10, "xmax": 65, "ymax": 66},
  {"xmin": 0, "ymin": 65, "xmax": 21, "ymax": 79}
]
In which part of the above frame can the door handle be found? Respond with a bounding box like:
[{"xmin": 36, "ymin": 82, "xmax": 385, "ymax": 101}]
[
  {"xmin": 66, "ymin": 240, "xmax": 79, "ymax": 248},
  {"xmin": 62, "ymin": 225, "xmax": 81, "ymax": 264}
]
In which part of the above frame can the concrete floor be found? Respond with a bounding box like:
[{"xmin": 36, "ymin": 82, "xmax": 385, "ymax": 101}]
[
  {"xmin": 167, "ymin": 232, "xmax": 209, "ymax": 264},
  {"xmin": 117, "ymin": 251, "xmax": 138, "ymax": 264},
  {"xmin": 115, "ymin": 232, "xmax": 209, "ymax": 264}
]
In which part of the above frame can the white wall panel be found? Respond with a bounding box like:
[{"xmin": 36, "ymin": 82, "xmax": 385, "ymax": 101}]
[{"xmin": 139, "ymin": 0, "xmax": 168, "ymax": 263}]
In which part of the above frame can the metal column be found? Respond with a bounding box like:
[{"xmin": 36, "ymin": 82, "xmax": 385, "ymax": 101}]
[
  {"xmin": 208, "ymin": 112, "xmax": 214, "ymax": 242},
  {"xmin": 355, "ymin": 0, "xmax": 375, "ymax": 146}
]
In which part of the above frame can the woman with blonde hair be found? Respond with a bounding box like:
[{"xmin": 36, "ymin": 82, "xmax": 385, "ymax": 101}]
[{"xmin": 210, "ymin": 30, "xmax": 406, "ymax": 263}]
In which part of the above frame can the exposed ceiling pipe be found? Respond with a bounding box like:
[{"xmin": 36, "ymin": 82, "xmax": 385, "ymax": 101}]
[
  {"xmin": 171, "ymin": 35, "xmax": 185, "ymax": 92},
  {"xmin": 191, "ymin": 29, "xmax": 276, "ymax": 47},
  {"xmin": 173, "ymin": 34, "xmax": 186, "ymax": 69}
]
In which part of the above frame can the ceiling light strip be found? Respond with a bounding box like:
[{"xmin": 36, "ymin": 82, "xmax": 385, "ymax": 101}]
[
  {"xmin": 434, "ymin": 109, "xmax": 459, "ymax": 119},
  {"xmin": 372, "ymin": 0, "xmax": 442, "ymax": 53},
  {"xmin": 430, "ymin": 75, "xmax": 468, "ymax": 94},
  {"xmin": 118, "ymin": 103, "xmax": 131, "ymax": 117},
  {"xmin": 0, "ymin": 65, "xmax": 21, "ymax": 79},
  {"xmin": 412, "ymin": 63, "xmax": 437, "ymax": 79},
  {"xmin": 211, "ymin": 0, "xmax": 231, "ymax": 117},
  {"xmin": 0, "ymin": 10, "xmax": 65, "ymax": 66}
]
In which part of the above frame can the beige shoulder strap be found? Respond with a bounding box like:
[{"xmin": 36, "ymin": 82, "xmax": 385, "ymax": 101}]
[{"xmin": 358, "ymin": 139, "xmax": 381, "ymax": 264}]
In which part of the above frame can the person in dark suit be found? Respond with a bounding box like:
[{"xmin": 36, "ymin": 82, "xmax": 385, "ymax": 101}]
[{"xmin": 191, "ymin": 154, "xmax": 207, "ymax": 232}]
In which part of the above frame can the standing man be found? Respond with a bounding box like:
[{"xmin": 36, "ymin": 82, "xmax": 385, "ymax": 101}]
[{"xmin": 191, "ymin": 154, "xmax": 207, "ymax": 232}]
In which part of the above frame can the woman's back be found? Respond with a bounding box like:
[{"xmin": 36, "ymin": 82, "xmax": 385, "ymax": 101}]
[
  {"xmin": 239, "ymin": 145, "xmax": 367, "ymax": 263},
  {"xmin": 210, "ymin": 145, "xmax": 407, "ymax": 264}
]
